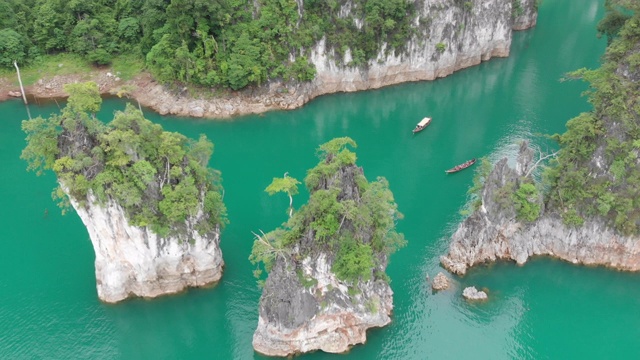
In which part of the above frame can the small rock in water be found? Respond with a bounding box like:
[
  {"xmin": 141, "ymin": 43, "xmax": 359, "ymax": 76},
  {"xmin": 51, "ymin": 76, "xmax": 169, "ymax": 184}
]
[
  {"xmin": 431, "ymin": 272, "xmax": 450, "ymax": 291},
  {"xmin": 462, "ymin": 286, "xmax": 487, "ymax": 301}
]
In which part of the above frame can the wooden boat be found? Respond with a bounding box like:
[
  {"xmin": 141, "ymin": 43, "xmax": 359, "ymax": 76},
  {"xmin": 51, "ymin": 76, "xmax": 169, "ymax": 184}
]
[
  {"xmin": 445, "ymin": 158, "xmax": 476, "ymax": 173},
  {"xmin": 412, "ymin": 117, "xmax": 432, "ymax": 133}
]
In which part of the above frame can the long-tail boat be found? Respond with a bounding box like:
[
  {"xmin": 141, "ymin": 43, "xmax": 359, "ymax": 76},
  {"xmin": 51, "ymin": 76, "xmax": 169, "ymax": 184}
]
[{"xmin": 445, "ymin": 158, "xmax": 476, "ymax": 173}]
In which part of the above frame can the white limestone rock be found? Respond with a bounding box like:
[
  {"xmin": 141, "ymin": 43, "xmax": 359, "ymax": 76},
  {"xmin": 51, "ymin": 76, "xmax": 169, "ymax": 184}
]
[
  {"xmin": 431, "ymin": 272, "xmax": 450, "ymax": 291},
  {"xmin": 462, "ymin": 286, "xmax": 488, "ymax": 300},
  {"xmin": 69, "ymin": 192, "xmax": 224, "ymax": 303}
]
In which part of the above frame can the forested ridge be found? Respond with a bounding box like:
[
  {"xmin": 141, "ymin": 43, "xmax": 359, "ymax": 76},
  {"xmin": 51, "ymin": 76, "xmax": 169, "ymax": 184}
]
[
  {"xmin": 467, "ymin": 0, "xmax": 640, "ymax": 234},
  {"xmin": 541, "ymin": 0, "xmax": 640, "ymax": 233},
  {"xmin": 0, "ymin": 0, "xmax": 415, "ymax": 90}
]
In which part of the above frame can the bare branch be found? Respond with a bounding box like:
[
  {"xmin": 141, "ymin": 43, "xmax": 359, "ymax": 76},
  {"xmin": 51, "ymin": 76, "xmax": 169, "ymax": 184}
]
[{"xmin": 525, "ymin": 150, "xmax": 559, "ymax": 178}]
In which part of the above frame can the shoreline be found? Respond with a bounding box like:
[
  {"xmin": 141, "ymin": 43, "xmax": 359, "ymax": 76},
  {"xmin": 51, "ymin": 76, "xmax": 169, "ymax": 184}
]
[
  {"xmin": 0, "ymin": 51, "xmax": 513, "ymax": 120},
  {"xmin": 0, "ymin": 8, "xmax": 539, "ymax": 120}
]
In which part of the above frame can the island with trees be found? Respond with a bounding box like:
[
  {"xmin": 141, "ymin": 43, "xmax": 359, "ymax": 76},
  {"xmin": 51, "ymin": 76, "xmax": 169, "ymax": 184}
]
[
  {"xmin": 250, "ymin": 137, "xmax": 405, "ymax": 356},
  {"xmin": 21, "ymin": 82, "xmax": 227, "ymax": 303},
  {"xmin": 442, "ymin": 0, "xmax": 640, "ymax": 275}
]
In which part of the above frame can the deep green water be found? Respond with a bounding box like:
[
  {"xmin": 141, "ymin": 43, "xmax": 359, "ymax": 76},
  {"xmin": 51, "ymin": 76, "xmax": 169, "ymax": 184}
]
[{"xmin": 3, "ymin": 1, "xmax": 637, "ymax": 359}]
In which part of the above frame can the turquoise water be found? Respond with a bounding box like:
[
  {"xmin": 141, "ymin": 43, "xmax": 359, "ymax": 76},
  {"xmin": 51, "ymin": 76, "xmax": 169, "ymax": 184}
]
[{"xmin": 3, "ymin": 1, "xmax": 636, "ymax": 359}]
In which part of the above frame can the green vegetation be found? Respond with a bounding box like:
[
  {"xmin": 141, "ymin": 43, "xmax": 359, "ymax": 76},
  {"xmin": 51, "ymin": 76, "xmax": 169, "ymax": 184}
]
[
  {"xmin": 597, "ymin": 0, "xmax": 634, "ymax": 44},
  {"xmin": 265, "ymin": 175, "xmax": 301, "ymax": 218},
  {"xmin": 512, "ymin": 182, "xmax": 541, "ymax": 222},
  {"xmin": 0, "ymin": 53, "xmax": 92, "ymax": 86},
  {"xmin": 250, "ymin": 137, "xmax": 405, "ymax": 284},
  {"xmin": 543, "ymin": 0, "xmax": 640, "ymax": 234},
  {"xmin": 21, "ymin": 81, "xmax": 227, "ymax": 239},
  {"xmin": 465, "ymin": 2, "xmax": 640, "ymax": 233},
  {"xmin": 512, "ymin": 0, "xmax": 524, "ymax": 18},
  {"xmin": 436, "ymin": 42, "xmax": 447, "ymax": 53},
  {"xmin": 0, "ymin": 0, "xmax": 416, "ymax": 90},
  {"xmin": 461, "ymin": 157, "xmax": 492, "ymax": 215}
]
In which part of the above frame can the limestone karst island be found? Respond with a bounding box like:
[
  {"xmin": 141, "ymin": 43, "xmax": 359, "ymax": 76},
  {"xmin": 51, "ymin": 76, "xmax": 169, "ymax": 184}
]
[{"xmin": 2, "ymin": 0, "xmax": 640, "ymax": 358}]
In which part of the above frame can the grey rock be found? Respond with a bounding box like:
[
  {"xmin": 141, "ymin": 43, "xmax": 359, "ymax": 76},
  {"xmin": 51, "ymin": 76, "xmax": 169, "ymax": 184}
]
[
  {"xmin": 253, "ymin": 164, "xmax": 394, "ymax": 357},
  {"xmin": 442, "ymin": 142, "xmax": 640, "ymax": 275}
]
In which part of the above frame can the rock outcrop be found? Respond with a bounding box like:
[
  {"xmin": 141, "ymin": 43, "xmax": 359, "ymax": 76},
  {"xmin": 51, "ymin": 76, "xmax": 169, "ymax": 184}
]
[
  {"xmin": 21, "ymin": 86, "xmax": 228, "ymax": 303},
  {"xmin": 252, "ymin": 139, "xmax": 402, "ymax": 356},
  {"xmin": 441, "ymin": 142, "xmax": 640, "ymax": 275},
  {"xmin": 253, "ymin": 253, "xmax": 393, "ymax": 356},
  {"xmin": 7, "ymin": 0, "xmax": 538, "ymax": 117},
  {"xmin": 462, "ymin": 286, "xmax": 487, "ymax": 300},
  {"xmin": 70, "ymin": 193, "xmax": 224, "ymax": 303},
  {"xmin": 431, "ymin": 272, "xmax": 450, "ymax": 291}
]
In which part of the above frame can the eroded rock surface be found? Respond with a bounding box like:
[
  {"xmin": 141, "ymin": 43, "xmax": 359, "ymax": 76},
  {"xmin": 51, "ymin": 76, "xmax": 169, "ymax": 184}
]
[
  {"xmin": 70, "ymin": 192, "xmax": 224, "ymax": 303},
  {"xmin": 441, "ymin": 142, "xmax": 640, "ymax": 275}
]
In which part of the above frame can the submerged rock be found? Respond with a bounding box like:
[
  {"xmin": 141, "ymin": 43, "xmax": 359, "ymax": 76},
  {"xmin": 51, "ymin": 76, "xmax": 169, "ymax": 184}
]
[{"xmin": 462, "ymin": 286, "xmax": 488, "ymax": 301}]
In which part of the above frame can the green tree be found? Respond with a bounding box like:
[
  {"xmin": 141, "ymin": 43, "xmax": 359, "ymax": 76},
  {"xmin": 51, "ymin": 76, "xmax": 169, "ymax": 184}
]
[
  {"xmin": 265, "ymin": 174, "xmax": 301, "ymax": 218},
  {"xmin": 251, "ymin": 137, "xmax": 405, "ymax": 285},
  {"xmin": 0, "ymin": 29, "xmax": 26, "ymax": 67}
]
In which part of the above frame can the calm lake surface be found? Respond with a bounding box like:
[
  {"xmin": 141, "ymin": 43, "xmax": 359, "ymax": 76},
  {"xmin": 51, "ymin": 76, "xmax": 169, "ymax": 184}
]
[{"xmin": 4, "ymin": 1, "xmax": 638, "ymax": 358}]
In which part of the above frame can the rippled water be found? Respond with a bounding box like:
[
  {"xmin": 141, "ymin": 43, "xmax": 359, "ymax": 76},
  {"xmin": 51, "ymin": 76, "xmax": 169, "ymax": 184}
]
[{"xmin": 4, "ymin": 1, "xmax": 637, "ymax": 359}]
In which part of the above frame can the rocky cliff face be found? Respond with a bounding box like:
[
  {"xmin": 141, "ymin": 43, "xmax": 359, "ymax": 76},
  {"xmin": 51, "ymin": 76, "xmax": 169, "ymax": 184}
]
[
  {"xmin": 252, "ymin": 163, "xmax": 397, "ymax": 356},
  {"xmin": 441, "ymin": 143, "xmax": 640, "ymax": 275},
  {"xmin": 70, "ymin": 192, "xmax": 224, "ymax": 303},
  {"xmin": 252, "ymin": 253, "xmax": 393, "ymax": 356},
  {"xmin": 131, "ymin": 0, "xmax": 538, "ymax": 118}
]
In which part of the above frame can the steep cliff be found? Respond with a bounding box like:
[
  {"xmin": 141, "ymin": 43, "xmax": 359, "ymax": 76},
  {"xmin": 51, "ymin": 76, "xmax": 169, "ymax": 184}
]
[
  {"xmin": 251, "ymin": 138, "xmax": 404, "ymax": 356},
  {"xmin": 131, "ymin": 0, "xmax": 538, "ymax": 118},
  {"xmin": 71, "ymin": 193, "xmax": 223, "ymax": 303},
  {"xmin": 21, "ymin": 82, "xmax": 227, "ymax": 303},
  {"xmin": 441, "ymin": 142, "xmax": 640, "ymax": 275}
]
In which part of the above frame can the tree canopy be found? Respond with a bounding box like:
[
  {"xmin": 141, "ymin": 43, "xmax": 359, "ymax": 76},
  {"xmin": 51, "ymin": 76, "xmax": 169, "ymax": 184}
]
[
  {"xmin": 21, "ymin": 81, "xmax": 227, "ymax": 238},
  {"xmin": 250, "ymin": 137, "xmax": 405, "ymax": 284},
  {"xmin": 0, "ymin": 0, "xmax": 418, "ymax": 90},
  {"xmin": 539, "ymin": 3, "xmax": 640, "ymax": 234}
]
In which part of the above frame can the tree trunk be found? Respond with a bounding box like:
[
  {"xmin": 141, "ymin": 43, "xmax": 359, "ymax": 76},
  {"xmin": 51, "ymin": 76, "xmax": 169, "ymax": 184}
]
[{"xmin": 13, "ymin": 60, "xmax": 31, "ymax": 119}]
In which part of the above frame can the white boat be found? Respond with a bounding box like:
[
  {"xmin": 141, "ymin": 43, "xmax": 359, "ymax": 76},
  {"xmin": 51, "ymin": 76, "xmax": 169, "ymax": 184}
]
[{"xmin": 413, "ymin": 117, "xmax": 432, "ymax": 133}]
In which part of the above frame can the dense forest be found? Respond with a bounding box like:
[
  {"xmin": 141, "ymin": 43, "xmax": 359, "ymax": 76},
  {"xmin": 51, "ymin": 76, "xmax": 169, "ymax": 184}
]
[{"xmin": 0, "ymin": 0, "xmax": 415, "ymax": 90}]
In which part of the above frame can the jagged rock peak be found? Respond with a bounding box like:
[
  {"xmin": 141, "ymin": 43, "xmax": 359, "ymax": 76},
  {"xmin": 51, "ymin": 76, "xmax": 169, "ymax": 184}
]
[{"xmin": 251, "ymin": 138, "xmax": 404, "ymax": 356}]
